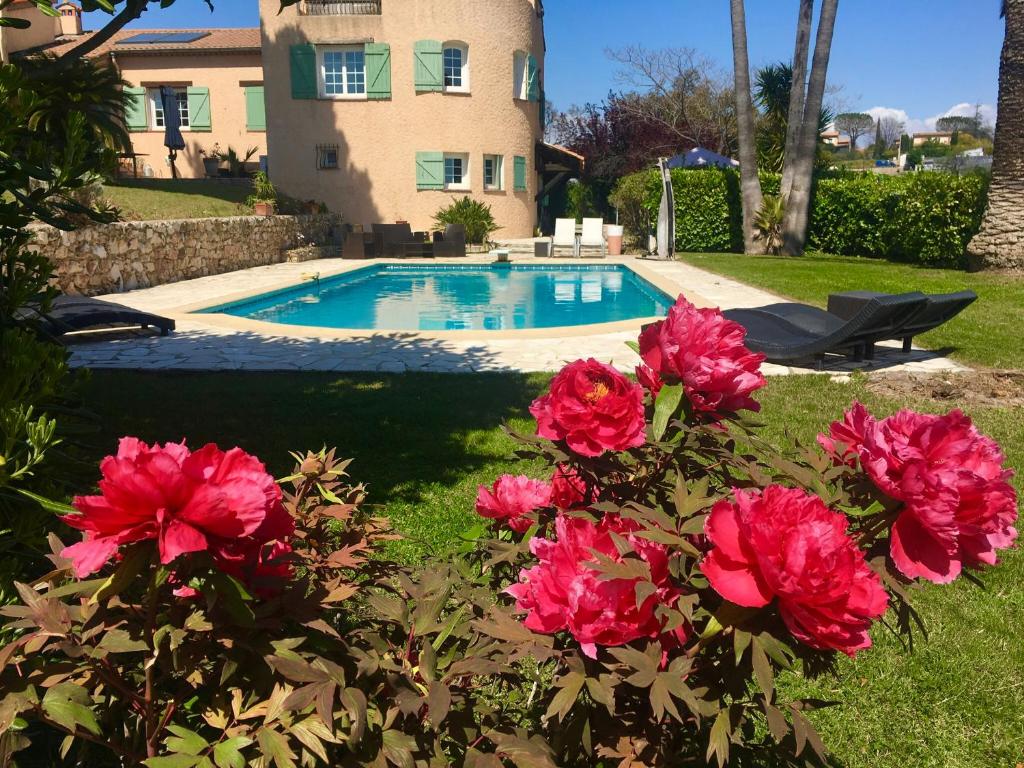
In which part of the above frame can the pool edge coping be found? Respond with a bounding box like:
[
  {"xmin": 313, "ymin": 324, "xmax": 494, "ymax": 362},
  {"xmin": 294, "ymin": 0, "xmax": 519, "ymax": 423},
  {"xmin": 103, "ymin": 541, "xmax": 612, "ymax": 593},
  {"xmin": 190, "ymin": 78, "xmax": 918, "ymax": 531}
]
[{"xmin": 161, "ymin": 257, "xmax": 710, "ymax": 342}]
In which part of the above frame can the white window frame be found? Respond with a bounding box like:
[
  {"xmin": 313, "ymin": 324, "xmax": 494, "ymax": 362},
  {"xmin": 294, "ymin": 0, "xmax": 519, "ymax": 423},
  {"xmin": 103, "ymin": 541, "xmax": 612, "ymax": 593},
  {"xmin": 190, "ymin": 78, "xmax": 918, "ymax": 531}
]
[
  {"xmin": 513, "ymin": 50, "xmax": 528, "ymax": 100},
  {"xmin": 442, "ymin": 41, "xmax": 469, "ymax": 93},
  {"xmin": 443, "ymin": 152, "xmax": 470, "ymax": 191},
  {"xmin": 148, "ymin": 88, "xmax": 189, "ymax": 131},
  {"xmin": 317, "ymin": 44, "xmax": 367, "ymax": 100},
  {"xmin": 483, "ymin": 154, "xmax": 503, "ymax": 191}
]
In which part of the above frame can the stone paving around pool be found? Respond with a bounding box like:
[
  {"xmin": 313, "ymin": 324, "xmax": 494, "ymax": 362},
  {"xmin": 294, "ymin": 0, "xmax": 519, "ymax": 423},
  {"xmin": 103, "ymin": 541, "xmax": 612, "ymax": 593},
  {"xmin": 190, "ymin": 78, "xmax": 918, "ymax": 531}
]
[{"xmin": 64, "ymin": 256, "xmax": 970, "ymax": 376}]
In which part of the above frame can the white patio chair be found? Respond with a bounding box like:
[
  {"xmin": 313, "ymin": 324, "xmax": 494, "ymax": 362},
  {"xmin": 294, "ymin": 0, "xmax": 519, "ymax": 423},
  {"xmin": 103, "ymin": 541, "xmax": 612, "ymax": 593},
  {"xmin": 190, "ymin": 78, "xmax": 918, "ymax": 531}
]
[
  {"xmin": 579, "ymin": 218, "xmax": 606, "ymax": 257},
  {"xmin": 552, "ymin": 218, "xmax": 578, "ymax": 258}
]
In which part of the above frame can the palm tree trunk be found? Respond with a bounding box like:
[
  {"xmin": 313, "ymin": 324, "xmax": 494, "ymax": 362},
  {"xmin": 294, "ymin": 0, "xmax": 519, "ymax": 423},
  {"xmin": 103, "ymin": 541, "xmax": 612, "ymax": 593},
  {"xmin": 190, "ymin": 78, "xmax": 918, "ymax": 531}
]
[
  {"xmin": 780, "ymin": 0, "xmax": 814, "ymax": 201},
  {"xmin": 967, "ymin": 0, "xmax": 1024, "ymax": 270},
  {"xmin": 781, "ymin": 0, "xmax": 839, "ymax": 256},
  {"xmin": 730, "ymin": 0, "xmax": 763, "ymax": 254}
]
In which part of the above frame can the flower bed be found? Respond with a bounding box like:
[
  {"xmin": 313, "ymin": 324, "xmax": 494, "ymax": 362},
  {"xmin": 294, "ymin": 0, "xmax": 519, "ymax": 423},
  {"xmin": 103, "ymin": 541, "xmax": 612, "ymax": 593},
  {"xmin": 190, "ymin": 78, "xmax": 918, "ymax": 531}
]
[{"xmin": 0, "ymin": 297, "xmax": 1016, "ymax": 767}]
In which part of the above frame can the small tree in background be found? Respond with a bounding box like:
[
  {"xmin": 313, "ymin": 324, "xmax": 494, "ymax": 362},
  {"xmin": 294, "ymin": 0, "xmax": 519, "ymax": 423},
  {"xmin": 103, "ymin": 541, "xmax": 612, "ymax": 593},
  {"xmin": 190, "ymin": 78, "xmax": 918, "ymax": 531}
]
[{"xmin": 834, "ymin": 112, "xmax": 875, "ymax": 149}]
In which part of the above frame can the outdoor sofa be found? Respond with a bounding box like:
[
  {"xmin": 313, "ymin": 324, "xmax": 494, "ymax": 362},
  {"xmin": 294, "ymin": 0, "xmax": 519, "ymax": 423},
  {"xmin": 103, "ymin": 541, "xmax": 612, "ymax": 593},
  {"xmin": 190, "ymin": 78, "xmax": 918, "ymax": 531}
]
[
  {"xmin": 432, "ymin": 223, "xmax": 467, "ymax": 258},
  {"xmin": 19, "ymin": 294, "xmax": 176, "ymax": 337},
  {"xmin": 371, "ymin": 223, "xmax": 433, "ymax": 258}
]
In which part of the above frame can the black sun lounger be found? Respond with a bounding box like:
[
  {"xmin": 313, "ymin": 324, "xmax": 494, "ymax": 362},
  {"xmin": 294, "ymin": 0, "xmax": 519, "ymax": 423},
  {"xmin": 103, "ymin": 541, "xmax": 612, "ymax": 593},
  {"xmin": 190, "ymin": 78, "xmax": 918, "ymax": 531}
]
[
  {"xmin": 21, "ymin": 295, "xmax": 176, "ymax": 337},
  {"xmin": 827, "ymin": 290, "xmax": 978, "ymax": 353},
  {"xmin": 723, "ymin": 292, "xmax": 928, "ymax": 368}
]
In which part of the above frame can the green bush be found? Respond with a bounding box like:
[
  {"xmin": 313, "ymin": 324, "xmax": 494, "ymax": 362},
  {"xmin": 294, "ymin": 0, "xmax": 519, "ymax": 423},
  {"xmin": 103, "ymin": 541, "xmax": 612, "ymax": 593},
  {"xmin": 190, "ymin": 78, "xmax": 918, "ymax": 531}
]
[
  {"xmin": 627, "ymin": 166, "xmax": 988, "ymax": 267},
  {"xmin": 432, "ymin": 195, "xmax": 499, "ymax": 245},
  {"xmin": 608, "ymin": 171, "xmax": 661, "ymax": 248}
]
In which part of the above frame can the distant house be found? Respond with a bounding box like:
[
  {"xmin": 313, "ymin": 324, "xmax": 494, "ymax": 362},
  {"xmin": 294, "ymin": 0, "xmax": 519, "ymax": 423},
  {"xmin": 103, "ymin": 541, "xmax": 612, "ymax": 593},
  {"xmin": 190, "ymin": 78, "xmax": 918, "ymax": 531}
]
[
  {"xmin": 912, "ymin": 131, "xmax": 954, "ymax": 147},
  {"xmin": 14, "ymin": 19, "xmax": 266, "ymax": 179},
  {"xmin": 820, "ymin": 130, "xmax": 851, "ymax": 151},
  {"xmin": 0, "ymin": 0, "xmax": 80, "ymax": 62},
  {"xmin": 257, "ymin": 0, "xmax": 569, "ymax": 237}
]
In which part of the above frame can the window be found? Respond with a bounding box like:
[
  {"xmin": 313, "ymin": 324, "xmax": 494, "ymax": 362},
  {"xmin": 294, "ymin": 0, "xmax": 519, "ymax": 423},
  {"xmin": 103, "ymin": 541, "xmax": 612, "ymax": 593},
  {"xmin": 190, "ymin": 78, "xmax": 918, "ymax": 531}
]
[
  {"xmin": 442, "ymin": 42, "xmax": 468, "ymax": 92},
  {"xmin": 317, "ymin": 144, "xmax": 339, "ymax": 169},
  {"xmin": 513, "ymin": 51, "xmax": 528, "ymax": 100},
  {"xmin": 149, "ymin": 88, "xmax": 189, "ymax": 130},
  {"xmin": 318, "ymin": 45, "xmax": 366, "ymax": 98},
  {"xmin": 443, "ymin": 153, "xmax": 469, "ymax": 190},
  {"xmin": 483, "ymin": 154, "xmax": 503, "ymax": 190}
]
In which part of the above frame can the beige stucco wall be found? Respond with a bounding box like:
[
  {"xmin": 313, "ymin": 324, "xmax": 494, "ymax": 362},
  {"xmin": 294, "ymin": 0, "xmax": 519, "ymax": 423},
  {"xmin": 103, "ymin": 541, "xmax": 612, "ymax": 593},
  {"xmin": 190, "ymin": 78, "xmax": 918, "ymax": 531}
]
[
  {"xmin": 259, "ymin": 0, "xmax": 545, "ymax": 238},
  {"xmin": 117, "ymin": 52, "xmax": 266, "ymax": 179},
  {"xmin": 0, "ymin": 4, "xmax": 60, "ymax": 62}
]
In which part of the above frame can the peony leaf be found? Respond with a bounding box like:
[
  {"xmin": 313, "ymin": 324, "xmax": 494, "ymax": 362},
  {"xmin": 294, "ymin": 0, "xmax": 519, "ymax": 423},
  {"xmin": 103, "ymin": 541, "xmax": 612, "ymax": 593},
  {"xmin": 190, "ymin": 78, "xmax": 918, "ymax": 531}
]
[
  {"xmin": 340, "ymin": 687, "xmax": 367, "ymax": 745},
  {"xmin": 652, "ymin": 383, "xmax": 684, "ymax": 441},
  {"xmin": 427, "ymin": 681, "xmax": 452, "ymax": 726},
  {"xmin": 750, "ymin": 639, "xmax": 774, "ymax": 700},
  {"xmin": 705, "ymin": 709, "xmax": 731, "ymax": 768},
  {"xmin": 41, "ymin": 684, "xmax": 100, "ymax": 737},
  {"xmin": 96, "ymin": 629, "xmax": 148, "ymax": 654},
  {"xmin": 624, "ymin": 339, "xmax": 640, "ymax": 354},
  {"xmin": 732, "ymin": 629, "xmax": 752, "ymax": 664},
  {"xmin": 256, "ymin": 727, "xmax": 296, "ymax": 768},
  {"xmin": 584, "ymin": 675, "xmax": 616, "ymax": 715},
  {"xmin": 143, "ymin": 757, "xmax": 199, "ymax": 768},
  {"xmin": 545, "ymin": 671, "xmax": 584, "ymax": 723},
  {"xmin": 93, "ymin": 542, "xmax": 152, "ymax": 604},
  {"xmin": 165, "ymin": 724, "xmax": 209, "ymax": 756}
]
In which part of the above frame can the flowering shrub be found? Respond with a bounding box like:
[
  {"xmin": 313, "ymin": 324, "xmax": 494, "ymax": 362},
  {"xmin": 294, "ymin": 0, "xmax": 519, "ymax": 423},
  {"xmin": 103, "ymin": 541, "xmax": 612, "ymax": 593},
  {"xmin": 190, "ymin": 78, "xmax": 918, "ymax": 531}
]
[
  {"xmin": 0, "ymin": 293, "xmax": 1017, "ymax": 768},
  {"xmin": 468, "ymin": 295, "xmax": 1018, "ymax": 766}
]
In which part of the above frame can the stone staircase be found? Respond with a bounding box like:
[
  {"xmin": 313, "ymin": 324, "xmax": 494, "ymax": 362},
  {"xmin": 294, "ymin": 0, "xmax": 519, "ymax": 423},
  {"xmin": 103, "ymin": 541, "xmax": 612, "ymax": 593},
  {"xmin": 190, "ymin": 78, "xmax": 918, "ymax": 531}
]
[{"xmin": 495, "ymin": 237, "xmax": 547, "ymax": 257}]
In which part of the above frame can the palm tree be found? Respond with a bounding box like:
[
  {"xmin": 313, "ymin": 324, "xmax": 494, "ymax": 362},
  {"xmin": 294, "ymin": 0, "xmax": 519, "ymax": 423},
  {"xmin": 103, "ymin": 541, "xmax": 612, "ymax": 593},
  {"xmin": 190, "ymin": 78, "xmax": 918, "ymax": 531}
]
[
  {"xmin": 729, "ymin": 0, "xmax": 762, "ymax": 254},
  {"xmin": 781, "ymin": 0, "xmax": 839, "ymax": 256},
  {"xmin": 755, "ymin": 62, "xmax": 833, "ymax": 172},
  {"xmin": 966, "ymin": 0, "xmax": 1024, "ymax": 270},
  {"xmin": 780, "ymin": 0, "xmax": 813, "ymax": 199}
]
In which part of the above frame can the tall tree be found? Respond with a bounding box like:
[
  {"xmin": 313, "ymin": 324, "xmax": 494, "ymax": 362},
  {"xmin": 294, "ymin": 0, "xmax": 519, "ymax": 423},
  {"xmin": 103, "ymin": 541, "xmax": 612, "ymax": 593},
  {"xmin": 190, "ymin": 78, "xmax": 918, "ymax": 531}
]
[
  {"xmin": 967, "ymin": 0, "xmax": 1024, "ymax": 270},
  {"xmin": 729, "ymin": 0, "xmax": 762, "ymax": 254},
  {"xmin": 780, "ymin": 0, "xmax": 813, "ymax": 200},
  {"xmin": 835, "ymin": 112, "xmax": 875, "ymax": 148},
  {"xmin": 781, "ymin": 0, "xmax": 839, "ymax": 256}
]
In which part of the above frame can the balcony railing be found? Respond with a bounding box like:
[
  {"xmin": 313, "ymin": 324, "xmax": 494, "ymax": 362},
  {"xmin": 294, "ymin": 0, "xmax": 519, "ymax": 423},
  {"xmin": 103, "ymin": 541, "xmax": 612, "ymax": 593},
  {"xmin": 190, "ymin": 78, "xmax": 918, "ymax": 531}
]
[{"xmin": 298, "ymin": 0, "xmax": 381, "ymax": 15}]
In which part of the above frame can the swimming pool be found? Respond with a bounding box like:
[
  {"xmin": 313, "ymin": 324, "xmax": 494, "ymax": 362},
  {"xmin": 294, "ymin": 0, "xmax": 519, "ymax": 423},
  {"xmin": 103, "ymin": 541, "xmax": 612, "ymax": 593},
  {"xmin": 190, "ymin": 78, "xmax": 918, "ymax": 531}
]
[{"xmin": 198, "ymin": 264, "xmax": 674, "ymax": 331}]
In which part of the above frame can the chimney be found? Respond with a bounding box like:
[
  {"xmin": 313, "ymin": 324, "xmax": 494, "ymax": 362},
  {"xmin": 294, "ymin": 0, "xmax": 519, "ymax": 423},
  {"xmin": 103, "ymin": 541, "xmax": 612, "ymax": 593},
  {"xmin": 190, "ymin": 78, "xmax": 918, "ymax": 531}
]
[{"xmin": 57, "ymin": 1, "xmax": 82, "ymax": 36}]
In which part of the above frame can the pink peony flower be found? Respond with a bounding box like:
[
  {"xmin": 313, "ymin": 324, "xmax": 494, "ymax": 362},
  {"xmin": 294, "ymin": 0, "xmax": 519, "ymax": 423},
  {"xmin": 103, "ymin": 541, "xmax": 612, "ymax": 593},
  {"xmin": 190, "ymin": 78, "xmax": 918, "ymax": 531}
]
[
  {"xmin": 475, "ymin": 475, "xmax": 552, "ymax": 533},
  {"xmin": 702, "ymin": 486, "xmax": 888, "ymax": 656},
  {"xmin": 530, "ymin": 359, "xmax": 646, "ymax": 458},
  {"xmin": 62, "ymin": 437, "xmax": 284, "ymax": 578},
  {"xmin": 822, "ymin": 405, "xmax": 1018, "ymax": 584},
  {"xmin": 507, "ymin": 514, "xmax": 684, "ymax": 658},
  {"xmin": 635, "ymin": 364, "xmax": 663, "ymax": 397},
  {"xmin": 638, "ymin": 297, "xmax": 766, "ymax": 418},
  {"xmin": 550, "ymin": 465, "xmax": 592, "ymax": 510},
  {"xmin": 817, "ymin": 400, "xmax": 872, "ymax": 466}
]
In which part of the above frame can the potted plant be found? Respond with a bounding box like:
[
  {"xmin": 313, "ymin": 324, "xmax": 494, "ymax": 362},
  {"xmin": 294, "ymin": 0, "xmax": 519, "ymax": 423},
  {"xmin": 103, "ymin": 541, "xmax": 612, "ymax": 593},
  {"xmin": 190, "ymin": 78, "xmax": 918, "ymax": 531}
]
[
  {"xmin": 199, "ymin": 143, "xmax": 223, "ymax": 177},
  {"xmin": 247, "ymin": 171, "xmax": 277, "ymax": 216}
]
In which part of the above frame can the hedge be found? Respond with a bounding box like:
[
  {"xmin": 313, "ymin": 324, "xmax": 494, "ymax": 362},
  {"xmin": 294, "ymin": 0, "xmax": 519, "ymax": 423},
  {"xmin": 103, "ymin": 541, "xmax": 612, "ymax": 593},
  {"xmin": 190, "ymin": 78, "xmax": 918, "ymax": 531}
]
[{"xmin": 621, "ymin": 167, "xmax": 988, "ymax": 267}]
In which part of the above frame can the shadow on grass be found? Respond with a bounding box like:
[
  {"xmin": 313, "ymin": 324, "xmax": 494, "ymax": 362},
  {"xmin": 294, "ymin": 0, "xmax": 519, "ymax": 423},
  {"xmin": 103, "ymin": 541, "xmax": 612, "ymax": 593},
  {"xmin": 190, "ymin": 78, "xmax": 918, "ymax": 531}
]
[{"xmin": 106, "ymin": 178, "xmax": 252, "ymax": 203}]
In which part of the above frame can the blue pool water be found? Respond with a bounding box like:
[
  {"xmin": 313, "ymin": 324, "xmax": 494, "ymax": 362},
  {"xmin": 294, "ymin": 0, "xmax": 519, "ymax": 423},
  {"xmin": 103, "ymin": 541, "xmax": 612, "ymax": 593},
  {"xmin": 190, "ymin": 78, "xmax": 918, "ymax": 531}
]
[{"xmin": 199, "ymin": 264, "xmax": 675, "ymax": 331}]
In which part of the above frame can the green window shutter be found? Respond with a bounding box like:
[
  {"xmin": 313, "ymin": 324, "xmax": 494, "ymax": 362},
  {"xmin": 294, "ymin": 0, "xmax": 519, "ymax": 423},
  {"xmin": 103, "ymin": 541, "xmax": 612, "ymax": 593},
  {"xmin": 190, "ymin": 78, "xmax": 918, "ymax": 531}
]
[
  {"xmin": 526, "ymin": 53, "xmax": 540, "ymax": 102},
  {"xmin": 416, "ymin": 151, "xmax": 444, "ymax": 190},
  {"xmin": 365, "ymin": 42, "xmax": 391, "ymax": 100},
  {"xmin": 244, "ymin": 85, "xmax": 266, "ymax": 131},
  {"xmin": 513, "ymin": 155, "xmax": 527, "ymax": 191},
  {"xmin": 539, "ymin": 86, "xmax": 546, "ymax": 131},
  {"xmin": 123, "ymin": 86, "xmax": 148, "ymax": 132},
  {"xmin": 290, "ymin": 43, "xmax": 317, "ymax": 99},
  {"xmin": 413, "ymin": 40, "xmax": 443, "ymax": 92},
  {"xmin": 187, "ymin": 86, "xmax": 211, "ymax": 131}
]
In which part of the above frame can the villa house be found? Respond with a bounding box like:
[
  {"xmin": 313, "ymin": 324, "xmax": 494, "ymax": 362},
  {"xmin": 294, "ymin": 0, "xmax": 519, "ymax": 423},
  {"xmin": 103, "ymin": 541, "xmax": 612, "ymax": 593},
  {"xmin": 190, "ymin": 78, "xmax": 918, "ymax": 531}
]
[
  {"xmin": 820, "ymin": 129, "xmax": 852, "ymax": 151},
  {"xmin": 16, "ymin": 14, "xmax": 267, "ymax": 179},
  {"xmin": 258, "ymin": 0, "xmax": 571, "ymax": 237},
  {"xmin": 912, "ymin": 131, "xmax": 954, "ymax": 147}
]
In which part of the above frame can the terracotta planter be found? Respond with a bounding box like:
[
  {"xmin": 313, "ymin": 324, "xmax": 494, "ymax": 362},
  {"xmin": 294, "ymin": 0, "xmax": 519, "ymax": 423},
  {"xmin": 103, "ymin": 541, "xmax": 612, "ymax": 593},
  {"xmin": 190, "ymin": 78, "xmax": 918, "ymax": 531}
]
[{"xmin": 253, "ymin": 201, "xmax": 275, "ymax": 216}]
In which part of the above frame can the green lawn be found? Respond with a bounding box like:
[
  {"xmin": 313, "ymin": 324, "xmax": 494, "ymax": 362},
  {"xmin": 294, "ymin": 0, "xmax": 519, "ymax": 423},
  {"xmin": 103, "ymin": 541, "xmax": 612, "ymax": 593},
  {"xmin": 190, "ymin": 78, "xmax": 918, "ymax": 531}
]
[
  {"xmin": 77, "ymin": 370, "xmax": 1022, "ymax": 768},
  {"xmin": 681, "ymin": 252, "xmax": 1023, "ymax": 369},
  {"xmin": 102, "ymin": 179, "xmax": 252, "ymax": 220}
]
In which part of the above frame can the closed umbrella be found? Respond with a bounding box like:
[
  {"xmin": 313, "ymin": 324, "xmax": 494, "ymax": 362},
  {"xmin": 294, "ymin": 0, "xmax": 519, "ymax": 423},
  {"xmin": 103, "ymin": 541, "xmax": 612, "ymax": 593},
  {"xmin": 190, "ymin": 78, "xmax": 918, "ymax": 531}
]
[{"xmin": 160, "ymin": 86, "xmax": 186, "ymax": 179}]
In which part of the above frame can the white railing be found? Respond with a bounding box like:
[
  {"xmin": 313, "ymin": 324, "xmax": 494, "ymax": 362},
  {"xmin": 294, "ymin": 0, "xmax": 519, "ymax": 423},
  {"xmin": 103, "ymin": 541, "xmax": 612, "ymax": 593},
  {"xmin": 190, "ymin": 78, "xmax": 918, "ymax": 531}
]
[{"xmin": 299, "ymin": 0, "xmax": 381, "ymax": 15}]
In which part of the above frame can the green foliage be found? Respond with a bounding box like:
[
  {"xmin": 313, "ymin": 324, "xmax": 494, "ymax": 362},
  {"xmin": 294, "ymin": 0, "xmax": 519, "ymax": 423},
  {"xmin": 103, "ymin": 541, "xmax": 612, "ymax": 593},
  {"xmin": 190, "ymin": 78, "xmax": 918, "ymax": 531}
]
[
  {"xmin": 754, "ymin": 63, "xmax": 832, "ymax": 173},
  {"xmin": 626, "ymin": 167, "xmax": 988, "ymax": 266},
  {"xmin": 0, "ymin": 58, "xmax": 124, "ymax": 603},
  {"xmin": 247, "ymin": 171, "xmax": 277, "ymax": 204},
  {"xmin": 432, "ymin": 195, "xmax": 499, "ymax": 245},
  {"xmin": 564, "ymin": 179, "xmax": 602, "ymax": 221},
  {"xmin": 754, "ymin": 194, "xmax": 786, "ymax": 255},
  {"xmin": 608, "ymin": 171, "xmax": 661, "ymax": 248}
]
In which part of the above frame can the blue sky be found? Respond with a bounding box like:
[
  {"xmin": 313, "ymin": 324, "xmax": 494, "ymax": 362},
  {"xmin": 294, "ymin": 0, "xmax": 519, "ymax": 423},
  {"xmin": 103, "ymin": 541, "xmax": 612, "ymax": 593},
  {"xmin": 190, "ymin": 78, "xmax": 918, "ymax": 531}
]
[{"xmin": 86, "ymin": 0, "xmax": 1004, "ymax": 131}]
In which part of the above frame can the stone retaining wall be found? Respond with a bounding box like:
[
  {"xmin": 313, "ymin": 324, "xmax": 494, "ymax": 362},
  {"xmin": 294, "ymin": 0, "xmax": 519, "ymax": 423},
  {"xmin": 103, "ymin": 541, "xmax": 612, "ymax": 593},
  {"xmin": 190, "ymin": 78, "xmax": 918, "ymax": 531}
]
[{"xmin": 29, "ymin": 214, "xmax": 343, "ymax": 296}]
